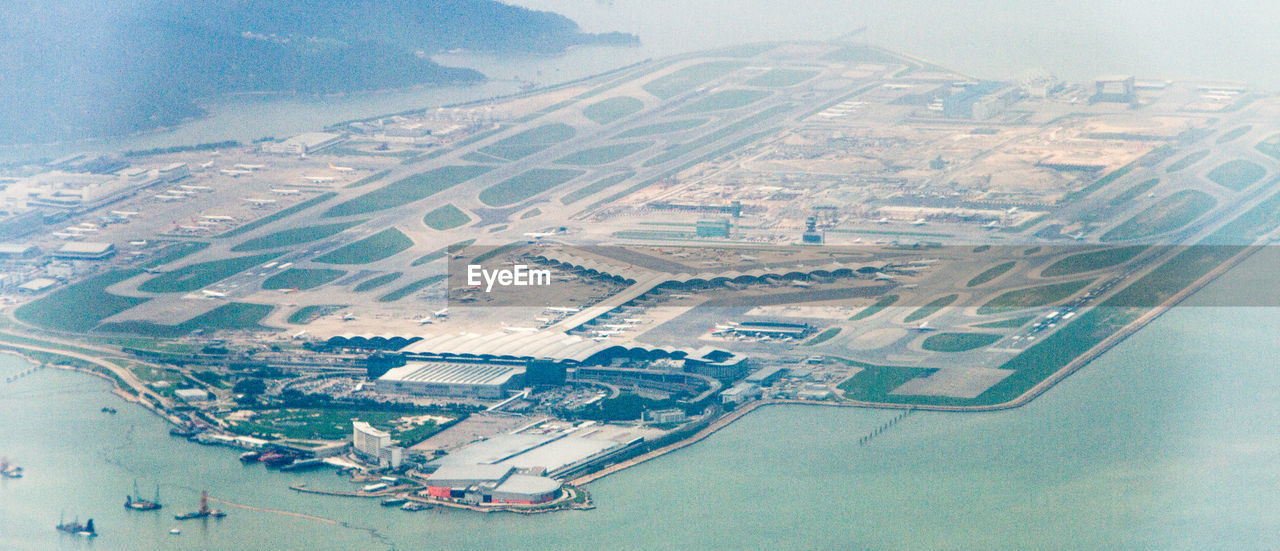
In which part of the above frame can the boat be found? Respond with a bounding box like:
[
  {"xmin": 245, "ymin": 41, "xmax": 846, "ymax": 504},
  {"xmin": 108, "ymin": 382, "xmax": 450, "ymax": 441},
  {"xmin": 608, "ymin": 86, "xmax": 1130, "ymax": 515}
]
[
  {"xmin": 380, "ymin": 497, "xmax": 407, "ymax": 507},
  {"xmin": 174, "ymin": 491, "xmax": 226, "ymax": 520},
  {"xmin": 258, "ymin": 451, "xmax": 294, "ymax": 467},
  {"xmin": 400, "ymin": 501, "xmax": 427, "ymax": 512},
  {"xmin": 0, "ymin": 458, "xmax": 22, "ymax": 479},
  {"xmin": 169, "ymin": 425, "xmax": 199, "ymax": 438},
  {"xmin": 238, "ymin": 451, "xmax": 261, "ymax": 463},
  {"xmin": 125, "ymin": 480, "xmax": 162, "ymax": 511},
  {"xmin": 169, "ymin": 528, "xmax": 181, "ymax": 535},
  {"xmin": 279, "ymin": 458, "xmax": 324, "ymax": 471},
  {"xmin": 101, "ymin": 407, "xmax": 118, "ymax": 414},
  {"xmin": 55, "ymin": 515, "xmax": 97, "ymax": 537}
]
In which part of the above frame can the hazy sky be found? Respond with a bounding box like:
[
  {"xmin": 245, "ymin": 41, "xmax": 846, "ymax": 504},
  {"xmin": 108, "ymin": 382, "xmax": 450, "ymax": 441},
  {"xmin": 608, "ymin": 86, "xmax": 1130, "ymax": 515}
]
[{"xmin": 512, "ymin": 0, "xmax": 1280, "ymax": 87}]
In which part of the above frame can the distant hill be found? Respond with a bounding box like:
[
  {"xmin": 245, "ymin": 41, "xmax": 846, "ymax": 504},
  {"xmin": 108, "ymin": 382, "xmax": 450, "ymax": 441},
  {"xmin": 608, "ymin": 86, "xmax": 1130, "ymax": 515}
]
[{"xmin": 0, "ymin": 0, "xmax": 638, "ymax": 145}]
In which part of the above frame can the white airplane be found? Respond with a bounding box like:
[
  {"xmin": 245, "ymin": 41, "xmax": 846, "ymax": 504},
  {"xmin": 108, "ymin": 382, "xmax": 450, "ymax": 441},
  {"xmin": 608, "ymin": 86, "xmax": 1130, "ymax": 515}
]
[
  {"xmin": 270, "ymin": 188, "xmax": 301, "ymax": 195},
  {"xmin": 523, "ymin": 232, "xmax": 555, "ymax": 239},
  {"xmin": 534, "ymin": 317, "xmax": 552, "ymax": 323},
  {"xmin": 202, "ymin": 215, "xmax": 235, "ymax": 221},
  {"xmin": 52, "ymin": 232, "xmax": 76, "ymax": 239},
  {"xmin": 220, "ymin": 169, "xmax": 253, "ymax": 177},
  {"xmin": 279, "ymin": 287, "xmax": 299, "ymax": 294},
  {"xmin": 154, "ymin": 194, "xmax": 182, "ymax": 201},
  {"xmin": 292, "ymin": 330, "xmax": 309, "ymax": 339},
  {"xmin": 199, "ymin": 161, "xmax": 215, "ymax": 169},
  {"xmin": 246, "ymin": 198, "xmax": 278, "ymax": 206},
  {"xmin": 877, "ymin": 217, "xmax": 890, "ymax": 224},
  {"xmin": 984, "ymin": 220, "xmax": 1001, "ymax": 229},
  {"xmin": 234, "ymin": 164, "xmax": 265, "ymax": 171},
  {"xmin": 911, "ymin": 218, "xmax": 927, "ymax": 226},
  {"xmin": 433, "ymin": 308, "xmax": 449, "ymax": 317},
  {"xmin": 342, "ymin": 312, "xmax": 356, "ymax": 321},
  {"xmin": 1007, "ymin": 206, "xmax": 1019, "ymax": 214},
  {"xmin": 180, "ymin": 185, "xmax": 212, "ymax": 192},
  {"xmin": 302, "ymin": 176, "xmax": 338, "ymax": 183},
  {"xmin": 262, "ymin": 262, "xmax": 278, "ymax": 268},
  {"xmin": 329, "ymin": 163, "xmax": 356, "ymax": 172},
  {"xmin": 546, "ymin": 306, "xmax": 579, "ymax": 313},
  {"xmin": 592, "ymin": 330, "xmax": 621, "ymax": 337},
  {"xmin": 278, "ymin": 262, "xmax": 293, "ymax": 269},
  {"xmin": 714, "ymin": 322, "xmax": 737, "ymax": 331},
  {"xmin": 502, "ymin": 323, "xmax": 539, "ymax": 333},
  {"xmin": 791, "ymin": 280, "xmax": 812, "ymax": 288},
  {"xmin": 602, "ymin": 324, "xmax": 631, "ymax": 330},
  {"xmin": 110, "ymin": 210, "xmax": 138, "ymax": 217},
  {"xmin": 874, "ymin": 273, "xmax": 895, "ymax": 281},
  {"xmin": 417, "ymin": 317, "xmax": 435, "ymax": 325},
  {"xmin": 912, "ymin": 321, "xmax": 935, "ymax": 331},
  {"xmin": 623, "ymin": 319, "xmax": 643, "ymax": 324},
  {"xmin": 201, "ymin": 290, "xmax": 227, "ymax": 298}
]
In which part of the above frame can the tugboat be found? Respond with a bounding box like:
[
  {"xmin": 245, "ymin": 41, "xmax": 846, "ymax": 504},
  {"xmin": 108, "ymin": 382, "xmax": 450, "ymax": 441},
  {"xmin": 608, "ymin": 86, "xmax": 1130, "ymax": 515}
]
[
  {"xmin": 174, "ymin": 491, "xmax": 226, "ymax": 520},
  {"xmin": 400, "ymin": 501, "xmax": 427, "ymax": 512},
  {"xmin": 101, "ymin": 407, "xmax": 118, "ymax": 414},
  {"xmin": 124, "ymin": 480, "xmax": 162, "ymax": 511},
  {"xmin": 55, "ymin": 514, "xmax": 98, "ymax": 537},
  {"xmin": 238, "ymin": 451, "xmax": 261, "ymax": 463}
]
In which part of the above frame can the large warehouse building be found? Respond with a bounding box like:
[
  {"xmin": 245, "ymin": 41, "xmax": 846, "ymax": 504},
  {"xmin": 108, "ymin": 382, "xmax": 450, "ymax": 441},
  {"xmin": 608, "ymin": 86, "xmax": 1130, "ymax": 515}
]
[
  {"xmin": 424, "ymin": 464, "xmax": 561, "ymax": 505},
  {"xmin": 375, "ymin": 362, "xmax": 524, "ymax": 399}
]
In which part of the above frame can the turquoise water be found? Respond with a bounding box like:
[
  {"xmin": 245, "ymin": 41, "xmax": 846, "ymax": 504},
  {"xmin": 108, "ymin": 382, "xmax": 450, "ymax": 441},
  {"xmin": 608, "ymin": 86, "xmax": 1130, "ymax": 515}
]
[{"xmin": 4, "ymin": 251, "xmax": 1280, "ymax": 549}]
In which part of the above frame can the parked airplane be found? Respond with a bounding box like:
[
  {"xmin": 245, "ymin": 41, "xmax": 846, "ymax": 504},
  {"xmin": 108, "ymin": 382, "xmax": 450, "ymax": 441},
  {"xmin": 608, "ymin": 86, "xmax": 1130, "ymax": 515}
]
[
  {"xmin": 302, "ymin": 176, "xmax": 338, "ymax": 183},
  {"xmin": 329, "ymin": 163, "xmax": 355, "ymax": 172},
  {"xmin": 201, "ymin": 290, "xmax": 227, "ymax": 298},
  {"xmin": 502, "ymin": 323, "xmax": 539, "ymax": 333},
  {"xmin": 270, "ymin": 188, "xmax": 301, "ymax": 195},
  {"xmin": 433, "ymin": 308, "xmax": 449, "ymax": 317}
]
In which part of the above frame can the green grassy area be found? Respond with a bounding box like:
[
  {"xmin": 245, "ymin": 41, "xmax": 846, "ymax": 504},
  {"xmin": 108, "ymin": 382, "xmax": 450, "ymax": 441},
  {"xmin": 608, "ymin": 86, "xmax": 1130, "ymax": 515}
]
[
  {"xmin": 422, "ymin": 204, "xmax": 471, "ymax": 230},
  {"xmin": 478, "ymin": 168, "xmax": 584, "ymax": 207},
  {"xmin": 470, "ymin": 242, "xmax": 522, "ymax": 264},
  {"xmin": 226, "ymin": 408, "xmax": 452, "ymax": 445},
  {"xmin": 802, "ymin": 327, "xmax": 841, "ymax": 346},
  {"xmin": 966, "ymin": 261, "xmax": 1015, "ymax": 287},
  {"xmin": 1101, "ymin": 190, "xmax": 1216, "ymax": 241},
  {"xmin": 1060, "ymin": 161, "xmax": 1138, "ymax": 204},
  {"xmin": 850, "ymin": 295, "xmax": 898, "ymax": 321},
  {"xmin": 554, "ymin": 141, "xmax": 653, "ymax": 166},
  {"xmin": 141, "ymin": 241, "xmax": 211, "ymax": 269},
  {"xmin": 820, "ymin": 44, "xmax": 904, "ymax": 65},
  {"xmin": 261, "ymin": 268, "xmax": 346, "ymax": 291},
  {"xmin": 583, "ymin": 96, "xmax": 644, "ymax": 124},
  {"xmin": 314, "ymin": 228, "xmax": 412, "ymax": 265},
  {"xmin": 1023, "ymin": 246, "xmax": 1041, "ymax": 255},
  {"xmin": 973, "ymin": 316, "xmax": 1037, "ymax": 329},
  {"xmin": 674, "ymin": 89, "xmax": 771, "ymax": 114},
  {"xmin": 322, "ymin": 165, "xmax": 491, "ymax": 218},
  {"xmin": 614, "ymin": 118, "xmax": 708, "ymax": 139},
  {"xmin": 96, "ymin": 303, "xmax": 273, "ymax": 337},
  {"xmin": 460, "ymin": 151, "xmax": 506, "ymax": 164},
  {"xmin": 378, "ymin": 274, "xmax": 447, "ymax": 302},
  {"xmin": 1216, "ymin": 125, "xmax": 1252, "ymax": 144},
  {"xmin": 218, "ymin": 193, "xmax": 337, "ymax": 238},
  {"xmin": 642, "ymin": 61, "xmax": 746, "ymax": 99},
  {"xmin": 412, "ymin": 239, "xmax": 475, "ymax": 266},
  {"xmin": 230, "ymin": 220, "xmax": 363, "ymax": 252},
  {"xmin": 345, "ymin": 169, "xmax": 391, "ymax": 188},
  {"xmin": 1165, "ymin": 149, "xmax": 1210, "ymax": 173},
  {"xmin": 353, "ymin": 272, "xmax": 402, "ymax": 292},
  {"xmin": 521, "ymin": 208, "xmax": 541, "ymax": 219},
  {"xmin": 477, "ymin": 123, "xmax": 576, "ymax": 161},
  {"xmin": 287, "ymin": 304, "xmax": 346, "ymax": 325},
  {"xmin": 921, "ymin": 332, "xmax": 1001, "ymax": 352},
  {"xmin": 139, "ymin": 253, "xmax": 281, "ymax": 293},
  {"xmin": 977, "ymin": 279, "xmax": 1093, "ymax": 315},
  {"xmin": 1255, "ymin": 133, "xmax": 1280, "ymax": 160},
  {"xmin": 745, "ymin": 68, "xmax": 818, "ymax": 88},
  {"xmin": 903, "ymin": 294, "xmax": 958, "ymax": 323},
  {"xmin": 1109, "ymin": 178, "xmax": 1160, "ymax": 207},
  {"xmin": 1206, "ymin": 159, "xmax": 1266, "ymax": 191},
  {"xmin": 1042, "ymin": 246, "xmax": 1146, "ymax": 277},
  {"xmin": 837, "ymin": 361, "xmax": 936, "ymax": 402},
  {"xmin": 14, "ymin": 269, "xmax": 148, "ymax": 332}
]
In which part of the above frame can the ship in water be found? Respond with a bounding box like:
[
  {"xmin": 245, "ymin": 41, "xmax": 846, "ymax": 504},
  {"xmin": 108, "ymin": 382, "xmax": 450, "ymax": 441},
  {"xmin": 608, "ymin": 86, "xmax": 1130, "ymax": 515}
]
[
  {"xmin": 174, "ymin": 490, "xmax": 226, "ymax": 520},
  {"xmin": 124, "ymin": 480, "xmax": 162, "ymax": 511},
  {"xmin": 238, "ymin": 451, "xmax": 260, "ymax": 463},
  {"xmin": 55, "ymin": 514, "xmax": 97, "ymax": 537},
  {"xmin": 1, "ymin": 458, "xmax": 23, "ymax": 479}
]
